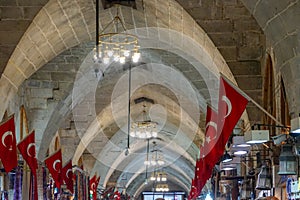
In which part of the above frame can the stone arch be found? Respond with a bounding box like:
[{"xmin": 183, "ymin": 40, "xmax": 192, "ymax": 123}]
[
  {"xmin": 0, "ymin": 0, "xmax": 237, "ymax": 121},
  {"xmin": 241, "ymin": 0, "xmax": 300, "ymax": 116}
]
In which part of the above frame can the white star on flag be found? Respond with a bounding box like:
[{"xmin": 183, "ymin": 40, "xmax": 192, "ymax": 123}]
[{"xmin": 206, "ymin": 135, "xmax": 211, "ymax": 144}]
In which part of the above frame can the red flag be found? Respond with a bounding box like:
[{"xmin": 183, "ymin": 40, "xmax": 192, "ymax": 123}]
[
  {"xmin": 189, "ymin": 179, "xmax": 197, "ymax": 199},
  {"xmin": 62, "ymin": 160, "xmax": 73, "ymax": 193},
  {"xmin": 199, "ymin": 106, "xmax": 218, "ymax": 159},
  {"xmin": 114, "ymin": 191, "xmax": 121, "ymax": 200},
  {"xmin": 45, "ymin": 149, "xmax": 62, "ymax": 188},
  {"xmin": 194, "ymin": 106, "xmax": 218, "ymax": 194},
  {"xmin": 17, "ymin": 130, "xmax": 38, "ymax": 175},
  {"xmin": 90, "ymin": 174, "xmax": 100, "ymax": 200},
  {"xmin": 194, "ymin": 159, "xmax": 203, "ymax": 195},
  {"xmin": 0, "ymin": 116, "xmax": 17, "ymax": 172},
  {"xmin": 96, "ymin": 176, "xmax": 100, "ymax": 188},
  {"xmin": 217, "ymin": 77, "xmax": 248, "ymax": 155}
]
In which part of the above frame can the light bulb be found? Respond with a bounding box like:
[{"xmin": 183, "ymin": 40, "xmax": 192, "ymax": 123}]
[
  {"xmin": 132, "ymin": 52, "xmax": 140, "ymax": 63},
  {"xmin": 136, "ymin": 131, "xmax": 141, "ymax": 137},
  {"xmin": 145, "ymin": 131, "xmax": 151, "ymax": 138},
  {"xmin": 152, "ymin": 131, "xmax": 158, "ymax": 138},
  {"xmin": 123, "ymin": 50, "xmax": 130, "ymax": 57},
  {"xmin": 157, "ymin": 160, "xmax": 165, "ymax": 165},
  {"xmin": 103, "ymin": 57, "xmax": 109, "ymax": 64},
  {"xmin": 129, "ymin": 131, "xmax": 135, "ymax": 137},
  {"xmin": 144, "ymin": 160, "xmax": 150, "ymax": 165},
  {"xmin": 107, "ymin": 50, "xmax": 113, "ymax": 57},
  {"xmin": 119, "ymin": 56, "xmax": 125, "ymax": 64},
  {"xmin": 113, "ymin": 55, "xmax": 119, "ymax": 62},
  {"xmin": 151, "ymin": 160, "xmax": 157, "ymax": 166}
]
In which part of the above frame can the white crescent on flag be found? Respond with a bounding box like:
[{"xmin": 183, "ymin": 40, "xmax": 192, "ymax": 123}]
[
  {"xmin": 66, "ymin": 169, "xmax": 72, "ymax": 179},
  {"xmin": 26, "ymin": 143, "xmax": 35, "ymax": 157},
  {"xmin": 206, "ymin": 121, "xmax": 217, "ymax": 134},
  {"xmin": 222, "ymin": 95, "xmax": 232, "ymax": 117},
  {"xmin": 53, "ymin": 160, "xmax": 61, "ymax": 171},
  {"xmin": 91, "ymin": 183, "xmax": 96, "ymax": 190},
  {"xmin": 2, "ymin": 131, "xmax": 13, "ymax": 149}
]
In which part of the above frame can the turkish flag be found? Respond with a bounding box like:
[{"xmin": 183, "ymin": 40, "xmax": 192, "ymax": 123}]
[
  {"xmin": 189, "ymin": 178, "xmax": 198, "ymax": 199},
  {"xmin": 0, "ymin": 116, "xmax": 17, "ymax": 172},
  {"xmin": 199, "ymin": 105, "xmax": 218, "ymax": 159},
  {"xmin": 62, "ymin": 160, "xmax": 73, "ymax": 194},
  {"xmin": 90, "ymin": 174, "xmax": 100, "ymax": 200},
  {"xmin": 17, "ymin": 130, "xmax": 38, "ymax": 175},
  {"xmin": 45, "ymin": 149, "xmax": 62, "ymax": 188},
  {"xmin": 114, "ymin": 191, "xmax": 121, "ymax": 200},
  {"xmin": 217, "ymin": 77, "xmax": 248, "ymax": 156},
  {"xmin": 194, "ymin": 106, "xmax": 218, "ymax": 195}
]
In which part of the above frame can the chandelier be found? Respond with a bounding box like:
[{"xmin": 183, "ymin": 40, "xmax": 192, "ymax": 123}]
[
  {"xmin": 144, "ymin": 150, "xmax": 165, "ymax": 166},
  {"xmin": 155, "ymin": 184, "xmax": 169, "ymax": 192},
  {"xmin": 150, "ymin": 171, "xmax": 167, "ymax": 182},
  {"xmin": 94, "ymin": 3, "xmax": 140, "ymax": 65},
  {"xmin": 144, "ymin": 142, "xmax": 164, "ymax": 166},
  {"xmin": 130, "ymin": 105, "xmax": 157, "ymax": 139}
]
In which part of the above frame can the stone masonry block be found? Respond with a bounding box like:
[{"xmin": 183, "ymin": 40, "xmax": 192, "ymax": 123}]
[
  {"xmin": 238, "ymin": 46, "xmax": 262, "ymax": 61},
  {"xmin": 199, "ymin": 20, "xmax": 233, "ymax": 33},
  {"xmin": 264, "ymin": 16, "xmax": 286, "ymax": 43},
  {"xmin": 23, "ymin": 6, "xmax": 42, "ymax": 19},
  {"xmin": 234, "ymin": 18, "xmax": 262, "ymax": 31},
  {"xmin": 30, "ymin": 88, "xmax": 53, "ymax": 98},
  {"xmin": 275, "ymin": 34, "xmax": 297, "ymax": 66},
  {"xmin": 227, "ymin": 61, "xmax": 261, "ymax": 75},
  {"xmin": 28, "ymin": 98, "xmax": 48, "ymax": 109},
  {"xmin": 0, "ymin": 30, "xmax": 23, "ymax": 45},
  {"xmin": 280, "ymin": 2, "xmax": 300, "ymax": 34},
  {"xmin": 26, "ymin": 79, "xmax": 41, "ymax": 88},
  {"xmin": 236, "ymin": 75, "xmax": 262, "ymax": 90},
  {"xmin": 242, "ymin": 32, "xmax": 261, "ymax": 46},
  {"xmin": 0, "ymin": 6, "xmax": 23, "ymax": 19},
  {"xmin": 189, "ymin": 7, "xmax": 213, "ymax": 20},
  {"xmin": 224, "ymin": 5, "xmax": 251, "ymax": 19},
  {"xmin": 0, "ymin": 20, "xmax": 30, "ymax": 31},
  {"xmin": 209, "ymin": 32, "xmax": 237, "ymax": 46},
  {"xmin": 218, "ymin": 47, "xmax": 237, "ymax": 61},
  {"xmin": 18, "ymin": 0, "xmax": 48, "ymax": 6}
]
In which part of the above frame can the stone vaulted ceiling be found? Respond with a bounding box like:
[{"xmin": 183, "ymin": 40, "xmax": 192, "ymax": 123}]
[{"xmin": 0, "ymin": 0, "xmax": 299, "ymax": 197}]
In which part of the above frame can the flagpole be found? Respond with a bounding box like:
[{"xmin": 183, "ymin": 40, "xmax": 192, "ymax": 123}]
[{"xmin": 220, "ymin": 73, "xmax": 284, "ymax": 127}]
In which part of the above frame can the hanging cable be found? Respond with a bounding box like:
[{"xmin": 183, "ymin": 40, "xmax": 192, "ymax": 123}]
[{"xmin": 125, "ymin": 62, "xmax": 132, "ymax": 156}]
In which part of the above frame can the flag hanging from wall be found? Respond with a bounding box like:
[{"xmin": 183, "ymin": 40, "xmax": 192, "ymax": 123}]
[
  {"xmin": 62, "ymin": 160, "xmax": 74, "ymax": 194},
  {"xmin": 0, "ymin": 115, "xmax": 18, "ymax": 172},
  {"xmin": 45, "ymin": 149, "xmax": 62, "ymax": 188}
]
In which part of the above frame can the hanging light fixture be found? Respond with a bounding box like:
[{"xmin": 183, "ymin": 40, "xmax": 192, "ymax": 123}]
[
  {"xmin": 144, "ymin": 142, "xmax": 165, "ymax": 166},
  {"xmin": 155, "ymin": 184, "xmax": 169, "ymax": 192},
  {"xmin": 130, "ymin": 105, "xmax": 158, "ymax": 139},
  {"xmin": 94, "ymin": 3, "xmax": 140, "ymax": 65},
  {"xmin": 278, "ymin": 144, "xmax": 297, "ymax": 175},
  {"xmin": 150, "ymin": 171, "xmax": 167, "ymax": 182},
  {"xmin": 221, "ymin": 151, "xmax": 233, "ymax": 163},
  {"xmin": 256, "ymin": 165, "xmax": 272, "ymax": 190},
  {"xmin": 244, "ymin": 130, "xmax": 270, "ymax": 144},
  {"xmin": 291, "ymin": 116, "xmax": 300, "ymax": 134}
]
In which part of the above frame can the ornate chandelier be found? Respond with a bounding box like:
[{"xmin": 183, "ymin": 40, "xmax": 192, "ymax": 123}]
[
  {"xmin": 155, "ymin": 184, "xmax": 169, "ymax": 192},
  {"xmin": 144, "ymin": 150, "xmax": 165, "ymax": 166},
  {"xmin": 150, "ymin": 171, "xmax": 167, "ymax": 182},
  {"xmin": 130, "ymin": 105, "xmax": 157, "ymax": 139},
  {"xmin": 144, "ymin": 141, "xmax": 164, "ymax": 166},
  {"xmin": 94, "ymin": 4, "xmax": 140, "ymax": 65}
]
